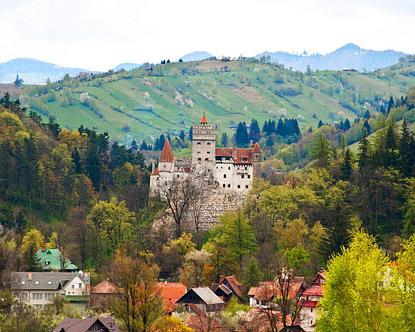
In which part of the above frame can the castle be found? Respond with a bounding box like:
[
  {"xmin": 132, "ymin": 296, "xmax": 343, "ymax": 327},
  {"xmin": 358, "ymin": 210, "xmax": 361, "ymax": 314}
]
[{"xmin": 150, "ymin": 113, "xmax": 261, "ymax": 196}]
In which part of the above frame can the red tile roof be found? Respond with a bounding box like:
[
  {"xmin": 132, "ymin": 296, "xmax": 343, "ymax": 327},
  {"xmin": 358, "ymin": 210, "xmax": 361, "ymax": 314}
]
[
  {"xmin": 159, "ymin": 140, "xmax": 174, "ymax": 162},
  {"xmin": 215, "ymin": 147, "xmax": 257, "ymax": 164},
  {"xmin": 200, "ymin": 113, "xmax": 208, "ymax": 124},
  {"xmin": 251, "ymin": 142, "xmax": 261, "ymax": 153},
  {"xmin": 300, "ymin": 300, "xmax": 318, "ymax": 308},
  {"xmin": 218, "ymin": 275, "xmax": 244, "ymax": 299},
  {"xmin": 157, "ymin": 282, "xmax": 187, "ymax": 312},
  {"xmin": 302, "ymin": 284, "xmax": 323, "ymax": 297},
  {"xmin": 92, "ymin": 280, "xmax": 118, "ymax": 294}
]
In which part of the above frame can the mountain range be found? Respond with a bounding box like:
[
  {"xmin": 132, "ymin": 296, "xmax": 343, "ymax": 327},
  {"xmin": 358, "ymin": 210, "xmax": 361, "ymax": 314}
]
[
  {"xmin": 255, "ymin": 43, "xmax": 407, "ymax": 71},
  {"xmin": 0, "ymin": 58, "xmax": 86, "ymax": 85},
  {"xmin": 0, "ymin": 44, "xmax": 411, "ymax": 85}
]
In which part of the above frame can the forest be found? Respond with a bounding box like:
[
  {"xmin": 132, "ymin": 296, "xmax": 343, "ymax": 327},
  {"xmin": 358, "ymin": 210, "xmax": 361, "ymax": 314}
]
[{"xmin": 0, "ymin": 86, "xmax": 415, "ymax": 331}]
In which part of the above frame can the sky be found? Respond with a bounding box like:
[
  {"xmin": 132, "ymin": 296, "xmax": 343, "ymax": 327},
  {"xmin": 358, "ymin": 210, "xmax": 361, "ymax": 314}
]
[{"xmin": 1, "ymin": 0, "xmax": 414, "ymax": 71}]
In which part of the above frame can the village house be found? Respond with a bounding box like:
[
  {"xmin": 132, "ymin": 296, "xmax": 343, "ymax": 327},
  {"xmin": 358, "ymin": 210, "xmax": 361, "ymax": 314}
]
[
  {"xmin": 211, "ymin": 275, "xmax": 244, "ymax": 303},
  {"xmin": 53, "ymin": 317, "xmax": 118, "ymax": 332},
  {"xmin": 150, "ymin": 113, "xmax": 261, "ymax": 196},
  {"xmin": 90, "ymin": 279, "xmax": 119, "ymax": 312},
  {"xmin": 299, "ymin": 269, "xmax": 325, "ymax": 332},
  {"xmin": 35, "ymin": 245, "xmax": 78, "ymax": 272},
  {"xmin": 157, "ymin": 281, "xmax": 187, "ymax": 313},
  {"xmin": 176, "ymin": 287, "xmax": 225, "ymax": 313},
  {"xmin": 11, "ymin": 271, "xmax": 90, "ymax": 309}
]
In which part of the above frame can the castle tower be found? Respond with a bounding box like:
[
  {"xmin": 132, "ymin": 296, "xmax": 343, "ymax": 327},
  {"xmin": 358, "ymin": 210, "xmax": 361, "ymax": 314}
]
[
  {"xmin": 159, "ymin": 139, "xmax": 175, "ymax": 172},
  {"xmin": 251, "ymin": 142, "xmax": 262, "ymax": 177},
  {"xmin": 192, "ymin": 113, "xmax": 216, "ymax": 170}
]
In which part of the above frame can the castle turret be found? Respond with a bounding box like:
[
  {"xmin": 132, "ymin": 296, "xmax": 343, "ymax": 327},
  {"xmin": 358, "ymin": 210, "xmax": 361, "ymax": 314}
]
[
  {"xmin": 159, "ymin": 139, "xmax": 174, "ymax": 172},
  {"xmin": 192, "ymin": 113, "xmax": 216, "ymax": 171}
]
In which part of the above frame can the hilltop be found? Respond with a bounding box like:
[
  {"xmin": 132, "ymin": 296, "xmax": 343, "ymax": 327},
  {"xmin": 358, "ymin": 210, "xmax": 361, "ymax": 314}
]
[{"xmin": 19, "ymin": 57, "xmax": 415, "ymax": 144}]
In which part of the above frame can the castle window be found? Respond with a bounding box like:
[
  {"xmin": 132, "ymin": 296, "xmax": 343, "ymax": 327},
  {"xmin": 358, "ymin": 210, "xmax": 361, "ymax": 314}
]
[
  {"xmin": 223, "ymin": 184, "xmax": 226, "ymax": 188},
  {"xmin": 245, "ymin": 166, "xmax": 248, "ymax": 170},
  {"xmin": 248, "ymin": 175, "xmax": 251, "ymax": 178},
  {"xmin": 237, "ymin": 185, "xmax": 241, "ymax": 188},
  {"xmin": 197, "ymin": 142, "xmax": 201, "ymax": 145},
  {"xmin": 223, "ymin": 174, "xmax": 226, "ymax": 178},
  {"xmin": 177, "ymin": 175, "xmax": 180, "ymax": 178},
  {"xmin": 246, "ymin": 185, "xmax": 249, "ymax": 189},
  {"xmin": 197, "ymin": 151, "xmax": 201, "ymax": 154},
  {"xmin": 207, "ymin": 151, "xmax": 210, "ymax": 154},
  {"xmin": 241, "ymin": 174, "xmax": 244, "ymax": 179},
  {"xmin": 207, "ymin": 142, "xmax": 211, "ymax": 145},
  {"xmin": 228, "ymin": 184, "xmax": 231, "ymax": 188},
  {"xmin": 205, "ymin": 158, "xmax": 209, "ymax": 161},
  {"xmin": 198, "ymin": 158, "xmax": 201, "ymax": 161},
  {"xmin": 228, "ymin": 167, "xmax": 231, "ymax": 170}
]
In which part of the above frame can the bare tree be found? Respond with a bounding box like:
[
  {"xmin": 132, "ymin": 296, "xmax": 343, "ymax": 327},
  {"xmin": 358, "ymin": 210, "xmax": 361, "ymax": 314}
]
[
  {"xmin": 158, "ymin": 176, "xmax": 202, "ymax": 238},
  {"xmin": 253, "ymin": 268, "xmax": 305, "ymax": 332}
]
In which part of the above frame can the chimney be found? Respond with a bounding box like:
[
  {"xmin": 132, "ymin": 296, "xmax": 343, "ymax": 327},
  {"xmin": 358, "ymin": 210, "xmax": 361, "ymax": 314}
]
[
  {"xmin": 28, "ymin": 272, "xmax": 32, "ymax": 281},
  {"xmin": 40, "ymin": 244, "xmax": 46, "ymax": 252}
]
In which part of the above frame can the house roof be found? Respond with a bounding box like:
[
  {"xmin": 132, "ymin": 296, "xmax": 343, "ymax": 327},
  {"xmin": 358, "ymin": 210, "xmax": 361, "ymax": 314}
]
[
  {"xmin": 35, "ymin": 247, "xmax": 78, "ymax": 271},
  {"xmin": 253, "ymin": 277, "xmax": 304, "ymax": 302},
  {"xmin": 215, "ymin": 147, "xmax": 255, "ymax": 164},
  {"xmin": 92, "ymin": 280, "xmax": 118, "ymax": 294},
  {"xmin": 300, "ymin": 300, "xmax": 318, "ymax": 308},
  {"xmin": 251, "ymin": 142, "xmax": 261, "ymax": 153},
  {"xmin": 177, "ymin": 287, "xmax": 224, "ymax": 305},
  {"xmin": 11, "ymin": 272, "xmax": 85, "ymax": 291},
  {"xmin": 247, "ymin": 287, "xmax": 258, "ymax": 297},
  {"xmin": 53, "ymin": 317, "xmax": 118, "ymax": 332},
  {"xmin": 218, "ymin": 275, "xmax": 244, "ymax": 299},
  {"xmin": 156, "ymin": 282, "xmax": 187, "ymax": 312},
  {"xmin": 159, "ymin": 139, "xmax": 174, "ymax": 162},
  {"xmin": 302, "ymin": 284, "xmax": 323, "ymax": 297}
]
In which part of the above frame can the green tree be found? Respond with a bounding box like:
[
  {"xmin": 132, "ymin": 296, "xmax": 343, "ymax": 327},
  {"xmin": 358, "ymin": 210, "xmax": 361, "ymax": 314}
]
[
  {"xmin": 339, "ymin": 148, "xmax": 353, "ymax": 180},
  {"xmin": 235, "ymin": 122, "xmax": 249, "ymax": 147},
  {"xmin": 317, "ymin": 232, "xmax": 395, "ymax": 332},
  {"xmin": 220, "ymin": 132, "xmax": 228, "ymax": 147},
  {"xmin": 86, "ymin": 198, "xmax": 134, "ymax": 267},
  {"xmin": 398, "ymin": 120, "xmax": 415, "ymax": 177},
  {"xmin": 244, "ymin": 257, "xmax": 262, "ymax": 288},
  {"xmin": 311, "ymin": 133, "xmax": 332, "ymax": 168}
]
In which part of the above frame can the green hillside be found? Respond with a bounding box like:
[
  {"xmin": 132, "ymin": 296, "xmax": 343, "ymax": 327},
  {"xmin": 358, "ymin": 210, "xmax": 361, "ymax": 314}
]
[{"xmin": 21, "ymin": 58, "xmax": 415, "ymax": 144}]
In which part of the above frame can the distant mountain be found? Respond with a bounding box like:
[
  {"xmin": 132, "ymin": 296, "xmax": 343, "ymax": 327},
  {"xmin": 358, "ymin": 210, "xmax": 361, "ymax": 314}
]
[
  {"xmin": 180, "ymin": 51, "xmax": 213, "ymax": 62},
  {"xmin": 256, "ymin": 43, "xmax": 408, "ymax": 72},
  {"xmin": 112, "ymin": 63, "xmax": 141, "ymax": 71},
  {"xmin": 0, "ymin": 58, "xmax": 87, "ymax": 84}
]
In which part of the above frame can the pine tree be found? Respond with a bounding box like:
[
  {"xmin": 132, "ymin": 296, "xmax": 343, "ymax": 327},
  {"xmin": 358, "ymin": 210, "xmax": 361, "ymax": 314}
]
[
  {"xmin": 221, "ymin": 132, "xmax": 228, "ymax": 147},
  {"xmin": 363, "ymin": 120, "xmax": 371, "ymax": 134},
  {"xmin": 249, "ymin": 119, "xmax": 261, "ymax": 143},
  {"xmin": 339, "ymin": 148, "xmax": 353, "ymax": 180},
  {"xmin": 188, "ymin": 126, "xmax": 193, "ymax": 141},
  {"xmin": 358, "ymin": 131, "xmax": 371, "ymax": 177},
  {"xmin": 179, "ymin": 130, "xmax": 186, "ymax": 141},
  {"xmin": 383, "ymin": 122, "xmax": 397, "ymax": 168},
  {"xmin": 398, "ymin": 120, "xmax": 415, "ymax": 177},
  {"xmin": 344, "ymin": 118, "xmax": 351, "ymax": 131},
  {"xmin": 140, "ymin": 140, "xmax": 148, "ymax": 151},
  {"xmin": 244, "ymin": 257, "xmax": 262, "ymax": 288},
  {"xmin": 317, "ymin": 120, "xmax": 324, "ymax": 128},
  {"xmin": 235, "ymin": 122, "xmax": 249, "ymax": 147},
  {"xmin": 311, "ymin": 133, "xmax": 331, "ymax": 168}
]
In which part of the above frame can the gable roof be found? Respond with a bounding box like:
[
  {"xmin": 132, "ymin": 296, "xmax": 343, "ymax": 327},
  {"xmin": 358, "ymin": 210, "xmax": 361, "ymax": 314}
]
[
  {"xmin": 53, "ymin": 317, "xmax": 118, "ymax": 332},
  {"xmin": 218, "ymin": 275, "xmax": 244, "ymax": 299},
  {"xmin": 11, "ymin": 272, "xmax": 86, "ymax": 291},
  {"xmin": 200, "ymin": 112, "xmax": 208, "ymax": 124},
  {"xmin": 159, "ymin": 139, "xmax": 174, "ymax": 162},
  {"xmin": 251, "ymin": 142, "xmax": 261, "ymax": 153},
  {"xmin": 156, "ymin": 282, "xmax": 187, "ymax": 312},
  {"xmin": 35, "ymin": 247, "xmax": 78, "ymax": 271},
  {"xmin": 177, "ymin": 287, "xmax": 224, "ymax": 306},
  {"xmin": 253, "ymin": 277, "xmax": 304, "ymax": 302},
  {"xmin": 92, "ymin": 280, "xmax": 118, "ymax": 294}
]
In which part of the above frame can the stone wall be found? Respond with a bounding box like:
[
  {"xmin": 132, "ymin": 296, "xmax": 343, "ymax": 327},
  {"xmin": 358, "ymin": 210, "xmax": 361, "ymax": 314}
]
[{"xmin": 153, "ymin": 186, "xmax": 246, "ymax": 235}]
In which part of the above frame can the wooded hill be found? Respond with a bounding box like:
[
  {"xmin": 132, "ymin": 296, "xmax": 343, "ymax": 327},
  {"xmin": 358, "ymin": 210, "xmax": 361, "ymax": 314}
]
[{"xmin": 19, "ymin": 56, "xmax": 415, "ymax": 144}]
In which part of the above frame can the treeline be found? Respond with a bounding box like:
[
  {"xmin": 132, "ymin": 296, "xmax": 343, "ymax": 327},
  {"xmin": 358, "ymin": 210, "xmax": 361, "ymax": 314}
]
[{"xmin": 0, "ymin": 90, "xmax": 148, "ymax": 227}]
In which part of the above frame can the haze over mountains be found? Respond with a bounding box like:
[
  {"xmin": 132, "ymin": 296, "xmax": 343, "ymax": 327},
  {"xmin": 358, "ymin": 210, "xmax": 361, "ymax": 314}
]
[{"xmin": 0, "ymin": 44, "xmax": 410, "ymax": 84}]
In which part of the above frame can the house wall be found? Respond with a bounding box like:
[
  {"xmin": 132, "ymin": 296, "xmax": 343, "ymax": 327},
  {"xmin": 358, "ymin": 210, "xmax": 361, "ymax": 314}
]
[
  {"xmin": 300, "ymin": 307, "xmax": 318, "ymax": 332},
  {"xmin": 12, "ymin": 290, "xmax": 63, "ymax": 308},
  {"xmin": 64, "ymin": 276, "xmax": 87, "ymax": 296}
]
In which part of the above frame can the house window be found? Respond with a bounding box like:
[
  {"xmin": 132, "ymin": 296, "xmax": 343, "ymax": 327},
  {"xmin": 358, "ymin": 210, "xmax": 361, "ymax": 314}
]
[
  {"xmin": 311, "ymin": 308, "xmax": 313, "ymax": 313},
  {"xmin": 45, "ymin": 260, "xmax": 50, "ymax": 265},
  {"xmin": 79, "ymin": 283, "xmax": 82, "ymax": 288},
  {"xmin": 72, "ymin": 284, "xmax": 75, "ymax": 289},
  {"xmin": 32, "ymin": 293, "xmax": 43, "ymax": 300}
]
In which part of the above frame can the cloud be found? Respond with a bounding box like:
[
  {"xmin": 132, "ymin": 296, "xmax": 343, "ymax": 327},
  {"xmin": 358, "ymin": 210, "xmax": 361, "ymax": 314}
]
[{"xmin": 0, "ymin": 0, "xmax": 413, "ymax": 70}]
